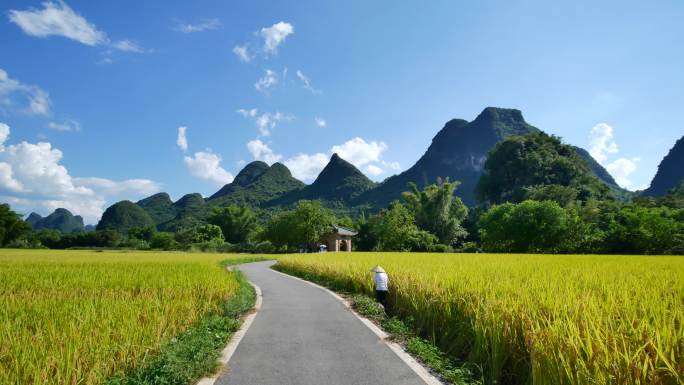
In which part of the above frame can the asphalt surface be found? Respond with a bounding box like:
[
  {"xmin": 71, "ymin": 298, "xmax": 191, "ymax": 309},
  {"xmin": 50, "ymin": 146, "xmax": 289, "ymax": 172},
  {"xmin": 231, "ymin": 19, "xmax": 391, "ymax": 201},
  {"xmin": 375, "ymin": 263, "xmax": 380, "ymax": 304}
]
[{"xmin": 215, "ymin": 260, "xmax": 427, "ymax": 385}]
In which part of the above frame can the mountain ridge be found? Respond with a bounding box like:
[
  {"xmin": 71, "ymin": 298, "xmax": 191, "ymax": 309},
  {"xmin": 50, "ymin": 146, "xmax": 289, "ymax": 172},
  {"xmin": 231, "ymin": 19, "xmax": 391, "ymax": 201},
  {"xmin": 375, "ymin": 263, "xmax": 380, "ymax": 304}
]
[
  {"xmin": 94, "ymin": 107, "xmax": 639, "ymax": 229},
  {"xmin": 643, "ymin": 135, "xmax": 684, "ymax": 196}
]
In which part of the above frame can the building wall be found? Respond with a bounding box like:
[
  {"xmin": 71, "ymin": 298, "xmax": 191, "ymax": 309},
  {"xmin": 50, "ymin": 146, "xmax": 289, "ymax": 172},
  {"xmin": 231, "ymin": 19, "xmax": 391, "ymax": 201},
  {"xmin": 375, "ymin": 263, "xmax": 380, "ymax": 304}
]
[{"xmin": 321, "ymin": 233, "xmax": 352, "ymax": 252}]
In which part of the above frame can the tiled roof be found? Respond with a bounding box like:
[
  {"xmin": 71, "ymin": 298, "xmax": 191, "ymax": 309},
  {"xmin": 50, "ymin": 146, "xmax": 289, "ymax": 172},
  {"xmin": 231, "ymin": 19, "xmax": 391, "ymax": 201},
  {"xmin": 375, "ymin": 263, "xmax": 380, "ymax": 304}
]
[{"xmin": 332, "ymin": 224, "xmax": 357, "ymax": 236}]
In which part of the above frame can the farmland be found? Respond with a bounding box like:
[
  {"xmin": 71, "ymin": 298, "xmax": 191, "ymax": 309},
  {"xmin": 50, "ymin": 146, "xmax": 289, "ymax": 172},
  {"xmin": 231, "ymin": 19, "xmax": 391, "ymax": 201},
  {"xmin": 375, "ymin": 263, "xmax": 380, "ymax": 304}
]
[
  {"xmin": 0, "ymin": 250, "xmax": 248, "ymax": 385},
  {"xmin": 277, "ymin": 252, "xmax": 684, "ymax": 385}
]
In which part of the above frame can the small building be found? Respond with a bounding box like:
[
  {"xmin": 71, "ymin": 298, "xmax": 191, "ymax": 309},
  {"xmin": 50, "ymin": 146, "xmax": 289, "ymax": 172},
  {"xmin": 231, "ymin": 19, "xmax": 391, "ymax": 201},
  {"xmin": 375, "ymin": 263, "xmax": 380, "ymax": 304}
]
[{"xmin": 320, "ymin": 225, "xmax": 357, "ymax": 252}]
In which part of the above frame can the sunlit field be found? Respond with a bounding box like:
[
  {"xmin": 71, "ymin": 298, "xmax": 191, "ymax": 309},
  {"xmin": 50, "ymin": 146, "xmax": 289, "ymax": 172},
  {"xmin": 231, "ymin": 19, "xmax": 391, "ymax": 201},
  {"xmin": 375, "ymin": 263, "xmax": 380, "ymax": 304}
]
[
  {"xmin": 0, "ymin": 250, "xmax": 243, "ymax": 385},
  {"xmin": 277, "ymin": 252, "xmax": 684, "ymax": 385}
]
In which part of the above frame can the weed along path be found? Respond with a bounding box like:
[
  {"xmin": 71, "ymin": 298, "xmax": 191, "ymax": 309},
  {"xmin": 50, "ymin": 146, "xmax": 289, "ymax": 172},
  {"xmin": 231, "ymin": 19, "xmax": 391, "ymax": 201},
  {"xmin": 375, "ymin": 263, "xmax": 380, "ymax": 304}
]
[{"xmin": 215, "ymin": 261, "xmax": 431, "ymax": 385}]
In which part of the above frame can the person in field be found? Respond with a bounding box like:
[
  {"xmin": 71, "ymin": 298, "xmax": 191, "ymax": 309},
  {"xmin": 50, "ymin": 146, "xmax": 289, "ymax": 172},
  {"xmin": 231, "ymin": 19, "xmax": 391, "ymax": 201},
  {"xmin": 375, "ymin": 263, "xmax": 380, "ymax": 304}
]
[{"xmin": 371, "ymin": 265, "xmax": 389, "ymax": 308}]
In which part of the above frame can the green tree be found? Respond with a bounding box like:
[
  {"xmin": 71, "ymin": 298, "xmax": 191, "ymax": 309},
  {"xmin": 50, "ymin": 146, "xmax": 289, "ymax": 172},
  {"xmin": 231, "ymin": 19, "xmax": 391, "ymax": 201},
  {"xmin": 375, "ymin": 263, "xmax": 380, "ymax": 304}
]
[
  {"xmin": 476, "ymin": 133, "xmax": 608, "ymax": 205},
  {"xmin": 194, "ymin": 224, "xmax": 224, "ymax": 243},
  {"xmin": 0, "ymin": 204, "xmax": 31, "ymax": 247},
  {"xmin": 291, "ymin": 201, "xmax": 336, "ymax": 250},
  {"xmin": 150, "ymin": 232, "xmax": 177, "ymax": 249},
  {"xmin": 603, "ymin": 205, "xmax": 684, "ymax": 254},
  {"xmin": 207, "ymin": 205, "xmax": 257, "ymax": 244},
  {"xmin": 127, "ymin": 226, "xmax": 156, "ymax": 242},
  {"xmin": 371, "ymin": 201, "xmax": 428, "ymax": 251},
  {"xmin": 478, "ymin": 200, "xmax": 574, "ymax": 253},
  {"xmin": 261, "ymin": 200, "xmax": 335, "ymax": 251},
  {"xmin": 261, "ymin": 211, "xmax": 297, "ymax": 251},
  {"xmin": 401, "ymin": 180, "xmax": 468, "ymax": 246}
]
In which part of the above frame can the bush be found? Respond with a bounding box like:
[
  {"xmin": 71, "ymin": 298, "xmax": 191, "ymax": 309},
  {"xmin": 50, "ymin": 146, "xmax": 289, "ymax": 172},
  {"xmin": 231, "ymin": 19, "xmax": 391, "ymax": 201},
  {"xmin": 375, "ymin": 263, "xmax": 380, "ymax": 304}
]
[{"xmin": 150, "ymin": 232, "xmax": 177, "ymax": 249}]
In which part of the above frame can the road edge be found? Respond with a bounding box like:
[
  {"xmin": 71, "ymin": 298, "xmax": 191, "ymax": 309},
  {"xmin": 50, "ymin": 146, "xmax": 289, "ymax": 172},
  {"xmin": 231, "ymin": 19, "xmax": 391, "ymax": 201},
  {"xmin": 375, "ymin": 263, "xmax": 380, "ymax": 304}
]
[
  {"xmin": 269, "ymin": 267, "xmax": 444, "ymax": 385},
  {"xmin": 196, "ymin": 271, "xmax": 263, "ymax": 385}
]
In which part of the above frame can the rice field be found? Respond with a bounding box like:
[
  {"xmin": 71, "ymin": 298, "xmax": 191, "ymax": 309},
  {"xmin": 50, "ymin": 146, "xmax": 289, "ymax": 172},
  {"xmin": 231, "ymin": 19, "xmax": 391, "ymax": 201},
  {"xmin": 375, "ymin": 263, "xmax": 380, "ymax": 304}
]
[
  {"xmin": 0, "ymin": 249, "xmax": 243, "ymax": 385},
  {"xmin": 277, "ymin": 252, "xmax": 684, "ymax": 385}
]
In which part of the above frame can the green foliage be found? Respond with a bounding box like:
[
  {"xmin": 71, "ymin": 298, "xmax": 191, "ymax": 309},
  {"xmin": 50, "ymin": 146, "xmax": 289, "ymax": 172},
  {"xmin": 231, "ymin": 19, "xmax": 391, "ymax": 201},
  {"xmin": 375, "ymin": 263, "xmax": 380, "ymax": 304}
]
[
  {"xmin": 97, "ymin": 201, "xmax": 155, "ymax": 233},
  {"xmin": 402, "ymin": 180, "xmax": 468, "ymax": 246},
  {"xmin": 478, "ymin": 200, "xmax": 574, "ymax": 253},
  {"xmin": 128, "ymin": 226, "xmax": 156, "ymax": 242},
  {"xmin": 601, "ymin": 205, "xmax": 684, "ymax": 254},
  {"xmin": 208, "ymin": 205, "xmax": 257, "ymax": 244},
  {"xmin": 369, "ymin": 201, "xmax": 436, "ymax": 251},
  {"xmin": 0, "ymin": 203, "xmax": 32, "ymax": 247},
  {"xmin": 149, "ymin": 232, "xmax": 176, "ymax": 249},
  {"xmin": 261, "ymin": 200, "xmax": 336, "ymax": 251},
  {"xmin": 522, "ymin": 184, "xmax": 579, "ymax": 208},
  {"xmin": 476, "ymin": 133, "xmax": 608, "ymax": 205}
]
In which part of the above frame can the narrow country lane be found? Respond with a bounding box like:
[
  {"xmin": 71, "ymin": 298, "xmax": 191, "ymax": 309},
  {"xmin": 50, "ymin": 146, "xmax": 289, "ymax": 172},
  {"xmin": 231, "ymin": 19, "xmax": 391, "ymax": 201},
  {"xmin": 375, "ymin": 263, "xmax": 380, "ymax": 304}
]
[{"xmin": 215, "ymin": 261, "xmax": 428, "ymax": 385}]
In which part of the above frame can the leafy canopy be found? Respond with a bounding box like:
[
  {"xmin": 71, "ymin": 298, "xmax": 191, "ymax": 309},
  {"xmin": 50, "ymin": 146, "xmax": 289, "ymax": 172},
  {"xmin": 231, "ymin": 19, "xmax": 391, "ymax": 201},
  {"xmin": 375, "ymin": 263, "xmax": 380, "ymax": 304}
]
[
  {"xmin": 476, "ymin": 133, "xmax": 608, "ymax": 205},
  {"xmin": 401, "ymin": 179, "xmax": 468, "ymax": 246},
  {"xmin": 208, "ymin": 205, "xmax": 258, "ymax": 244}
]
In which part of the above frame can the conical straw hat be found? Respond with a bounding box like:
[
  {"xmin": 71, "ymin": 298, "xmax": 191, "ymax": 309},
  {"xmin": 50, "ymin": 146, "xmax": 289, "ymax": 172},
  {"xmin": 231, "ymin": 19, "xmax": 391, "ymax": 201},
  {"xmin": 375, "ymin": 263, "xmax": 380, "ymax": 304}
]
[{"xmin": 370, "ymin": 265, "xmax": 385, "ymax": 273}]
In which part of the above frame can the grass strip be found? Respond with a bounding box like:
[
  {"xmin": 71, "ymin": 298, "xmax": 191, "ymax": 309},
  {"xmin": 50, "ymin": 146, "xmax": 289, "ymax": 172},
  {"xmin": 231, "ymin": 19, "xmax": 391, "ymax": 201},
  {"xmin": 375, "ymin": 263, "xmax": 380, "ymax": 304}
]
[
  {"xmin": 102, "ymin": 257, "xmax": 264, "ymax": 385},
  {"xmin": 273, "ymin": 264, "xmax": 482, "ymax": 385}
]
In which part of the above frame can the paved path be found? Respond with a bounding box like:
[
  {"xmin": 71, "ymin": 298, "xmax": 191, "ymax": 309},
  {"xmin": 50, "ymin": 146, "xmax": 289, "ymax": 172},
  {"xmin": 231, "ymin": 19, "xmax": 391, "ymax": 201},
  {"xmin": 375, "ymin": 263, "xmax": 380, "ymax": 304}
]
[{"xmin": 215, "ymin": 261, "xmax": 427, "ymax": 385}]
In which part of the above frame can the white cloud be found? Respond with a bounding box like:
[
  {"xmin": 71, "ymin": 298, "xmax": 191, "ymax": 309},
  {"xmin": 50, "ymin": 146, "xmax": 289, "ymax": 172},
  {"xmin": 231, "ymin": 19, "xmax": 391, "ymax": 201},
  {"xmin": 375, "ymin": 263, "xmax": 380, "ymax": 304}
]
[
  {"xmin": 0, "ymin": 123, "xmax": 9, "ymax": 148},
  {"xmin": 589, "ymin": 123, "xmax": 618, "ymax": 164},
  {"xmin": 382, "ymin": 160, "xmax": 401, "ymax": 171},
  {"xmin": 314, "ymin": 117, "xmax": 327, "ymax": 128},
  {"xmin": 8, "ymin": 1, "xmax": 107, "ymax": 46},
  {"xmin": 331, "ymin": 137, "xmax": 388, "ymax": 167},
  {"xmin": 111, "ymin": 39, "xmax": 145, "ymax": 53},
  {"xmin": 237, "ymin": 108, "xmax": 257, "ymax": 118},
  {"xmin": 183, "ymin": 151, "xmax": 234, "ymax": 186},
  {"xmin": 48, "ymin": 119, "xmax": 80, "ymax": 132},
  {"xmin": 588, "ymin": 122, "xmax": 639, "ymax": 189},
  {"xmin": 246, "ymin": 139, "xmax": 282, "ymax": 165},
  {"xmin": 0, "ymin": 124, "xmax": 159, "ymax": 223},
  {"xmin": 0, "ymin": 68, "xmax": 51, "ymax": 115},
  {"xmin": 72, "ymin": 177, "xmax": 160, "ymax": 197},
  {"xmin": 8, "ymin": 1, "xmax": 144, "ymax": 53},
  {"xmin": 255, "ymin": 69, "xmax": 278, "ymax": 94},
  {"xmin": 233, "ymin": 45, "xmax": 251, "ymax": 62},
  {"xmin": 239, "ymin": 109, "xmax": 292, "ymax": 137},
  {"xmin": 260, "ymin": 21, "xmax": 294, "ymax": 54},
  {"xmin": 296, "ymin": 70, "xmax": 321, "ymax": 94},
  {"xmin": 0, "ymin": 162, "xmax": 23, "ymax": 193},
  {"xmin": 176, "ymin": 126, "xmax": 188, "ymax": 152},
  {"xmin": 605, "ymin": 157, "xmax": 640, "ymax": 189},
  {"xmin": 284, "ymin": 153, "xmax": 328, "ymax": 182},
  {"xmin": 174, "ymin": 18, "xmax": 221, "ymax": 33},
  {"xmin": 365, "ymin": 164, "xmax": 384, "ymax": 176}
]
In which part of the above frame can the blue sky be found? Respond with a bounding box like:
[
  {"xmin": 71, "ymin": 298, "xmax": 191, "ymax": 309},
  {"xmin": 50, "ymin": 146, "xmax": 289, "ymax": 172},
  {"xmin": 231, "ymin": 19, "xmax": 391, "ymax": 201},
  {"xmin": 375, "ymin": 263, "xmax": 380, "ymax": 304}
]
[{"xmin": 1, "ymin": 0, "xmax": 683, "ymax": 223}]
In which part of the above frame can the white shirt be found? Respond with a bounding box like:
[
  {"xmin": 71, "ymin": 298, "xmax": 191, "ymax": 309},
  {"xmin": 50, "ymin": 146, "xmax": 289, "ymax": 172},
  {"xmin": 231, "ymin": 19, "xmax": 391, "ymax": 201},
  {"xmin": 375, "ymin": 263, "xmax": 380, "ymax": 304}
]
[{"xmin": 374, "ymin": 272, "xmax": 389, "ymax": 291}]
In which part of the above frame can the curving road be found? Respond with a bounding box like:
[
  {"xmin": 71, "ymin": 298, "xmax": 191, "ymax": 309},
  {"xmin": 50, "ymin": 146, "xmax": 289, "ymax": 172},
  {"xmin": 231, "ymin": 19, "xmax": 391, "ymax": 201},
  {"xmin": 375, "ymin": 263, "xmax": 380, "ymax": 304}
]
[{"xmin": 215, "ymin": 261, "xmax": 428, "ymax": 385}]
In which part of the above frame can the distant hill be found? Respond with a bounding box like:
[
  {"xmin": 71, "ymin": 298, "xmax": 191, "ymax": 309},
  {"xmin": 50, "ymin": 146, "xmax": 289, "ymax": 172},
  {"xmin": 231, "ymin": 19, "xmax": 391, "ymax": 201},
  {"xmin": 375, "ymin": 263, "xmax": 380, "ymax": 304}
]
[
  {"xmin": 26, "ymin": 208, "xmax": 85, "ymax": 233},
  {"xmin": 96, "ymin": 201, "xmax": 155, "ymax": 232},
  {"xmin": 356, "ymin": 107, "xmax": 621, "ymax": 206},
  {"xmin": 643, "ymin": 135, "xmax": 684, "ymax": 196},
  {"xmin": 136, "ymin": 193, "xmax": 175, "ymax": 224},
  {"xmin": 157, "ymin": 193, "xmax": 208, "ymax": 231},
  {"xmin": 208, "ymin": 161, "xmax": 305, "ymax": 207},
  {"xmin": 272, "ymin": 154, "xmax": 376, "ymax": 208}
]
